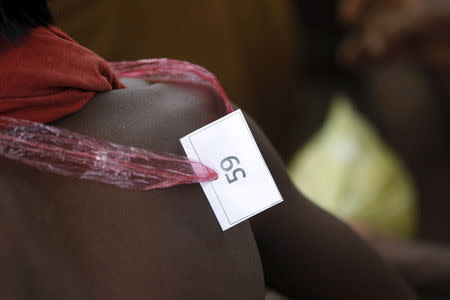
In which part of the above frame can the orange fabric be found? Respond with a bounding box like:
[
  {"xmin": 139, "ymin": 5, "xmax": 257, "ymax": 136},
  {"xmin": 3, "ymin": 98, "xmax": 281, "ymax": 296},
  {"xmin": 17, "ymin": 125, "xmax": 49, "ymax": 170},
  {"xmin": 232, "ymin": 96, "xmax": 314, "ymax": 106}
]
[{"xmin": 0, "ymin": 25, "xmax": 124, "ymax": 123}]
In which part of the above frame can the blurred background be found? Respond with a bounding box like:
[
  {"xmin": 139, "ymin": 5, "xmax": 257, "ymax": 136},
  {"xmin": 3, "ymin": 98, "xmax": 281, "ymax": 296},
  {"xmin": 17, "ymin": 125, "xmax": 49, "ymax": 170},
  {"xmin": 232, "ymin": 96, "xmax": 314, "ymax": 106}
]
[{"xmin": 50, "ymin": 0, "xmax": 449, "ymax": 298}]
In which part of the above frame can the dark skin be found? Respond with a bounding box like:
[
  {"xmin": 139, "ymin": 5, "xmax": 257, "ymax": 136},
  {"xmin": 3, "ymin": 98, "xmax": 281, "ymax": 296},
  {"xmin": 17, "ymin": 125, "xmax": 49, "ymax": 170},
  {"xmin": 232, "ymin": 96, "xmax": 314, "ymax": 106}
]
[
  {"xmin": 0, "ymin": 80, "xmax": 416, "ymax": 299},
  {"xmin": 337, "ymin": 0, "xmax": 450, "ymax": 297},
  {"xmin": 338, "ymin": 0, "xmax": 450, "ymax": 70}
]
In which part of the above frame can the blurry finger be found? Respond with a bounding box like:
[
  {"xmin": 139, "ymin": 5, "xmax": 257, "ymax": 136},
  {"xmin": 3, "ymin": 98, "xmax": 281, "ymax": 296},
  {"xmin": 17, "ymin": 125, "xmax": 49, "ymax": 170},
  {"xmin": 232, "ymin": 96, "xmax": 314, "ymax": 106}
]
[
  {"xmin": 338, "ymin": 28, "xmax": 418, "ymax": 68},
  {"xmin": 338, "ymin": 0, "xmax": 368, "ymax": 25},
  {"xmin": 338, "ymin": 28, "xmax": 394, "ymax": 66},
  {"xmin": 341, "ymin": 9, "xmax": 420, "ymax": 62},
  {"xmin": 362, "ymin": 9, "xmax": 422, "ymax": 52}
]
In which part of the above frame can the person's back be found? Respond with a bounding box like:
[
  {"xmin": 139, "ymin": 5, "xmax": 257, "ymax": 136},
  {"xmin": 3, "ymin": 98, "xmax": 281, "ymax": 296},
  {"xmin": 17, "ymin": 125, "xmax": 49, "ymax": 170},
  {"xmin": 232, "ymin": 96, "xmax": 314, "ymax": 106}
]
[
  {"xmin": 0, "ymin": 81, "xmax": 418, "ymax": 299},
  {"xmin": 0, "ymin": 82, "xmax": 267, "ymax": 299},
  {"xmin": 0, "ymin": 1, "xmax": 417, "ymax": 299}
]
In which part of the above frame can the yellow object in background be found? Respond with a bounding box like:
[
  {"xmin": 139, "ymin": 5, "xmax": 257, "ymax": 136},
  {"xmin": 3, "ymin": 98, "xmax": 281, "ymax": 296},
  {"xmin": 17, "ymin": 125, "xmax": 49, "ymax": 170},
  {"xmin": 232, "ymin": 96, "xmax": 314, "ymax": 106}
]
[{"xmin": 289, "ymin": 98, "xmax": 417, "ymax": 239}]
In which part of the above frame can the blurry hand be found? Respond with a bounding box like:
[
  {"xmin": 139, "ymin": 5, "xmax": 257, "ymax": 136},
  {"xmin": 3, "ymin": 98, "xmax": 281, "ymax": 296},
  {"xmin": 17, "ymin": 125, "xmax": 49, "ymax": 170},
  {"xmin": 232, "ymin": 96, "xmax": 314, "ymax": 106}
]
[{"xmin": 338, "ymin": 0, "xmax": 450, "ymax": 69}]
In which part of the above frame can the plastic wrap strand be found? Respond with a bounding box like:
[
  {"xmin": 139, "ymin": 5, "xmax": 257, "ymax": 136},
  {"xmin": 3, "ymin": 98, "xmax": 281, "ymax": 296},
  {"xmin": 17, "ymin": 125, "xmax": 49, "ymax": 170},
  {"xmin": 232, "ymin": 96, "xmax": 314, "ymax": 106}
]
[
  {"xmin": 0, "ymin": 117, "xmax": 217, "ymax": 190},
  {"xmin": 0, "ymin": 59, "xmax": 233, "ymax": 190},
  {"xmin": 109, "ymin": 58, "xmax": 234, "ymax": 114}
]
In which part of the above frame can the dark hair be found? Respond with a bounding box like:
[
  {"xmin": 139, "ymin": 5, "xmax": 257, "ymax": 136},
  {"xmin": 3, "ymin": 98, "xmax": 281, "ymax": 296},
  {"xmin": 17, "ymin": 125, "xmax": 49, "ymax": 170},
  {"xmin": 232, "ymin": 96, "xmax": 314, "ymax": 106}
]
[{"xmin": 0, "ymin": 0, "xmax": 53, "ymax": 43}]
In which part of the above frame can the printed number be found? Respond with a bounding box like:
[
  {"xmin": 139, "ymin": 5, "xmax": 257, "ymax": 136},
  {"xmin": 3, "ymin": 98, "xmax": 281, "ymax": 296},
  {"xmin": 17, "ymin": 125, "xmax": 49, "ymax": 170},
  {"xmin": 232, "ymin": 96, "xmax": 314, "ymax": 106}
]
[
  {"xmin": 220, "ymin": 156, "xmax": 240, "ymax": 171},
  {"xmin": 225, "ymin": 168, "xmax": 246, "ymax": 184},
  {"xmin": 220, "ymin": 156, "xmax": 247, "ymax": 184}
]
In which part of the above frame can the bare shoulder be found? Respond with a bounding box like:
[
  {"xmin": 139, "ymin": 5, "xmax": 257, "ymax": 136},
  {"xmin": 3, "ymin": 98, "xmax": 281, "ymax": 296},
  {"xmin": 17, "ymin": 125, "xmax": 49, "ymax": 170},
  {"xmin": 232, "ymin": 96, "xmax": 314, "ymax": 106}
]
[
  {"xmin": 54, "ymin": 81, "xmax": 226, "ymax": 154},
  {"xmin": 0, "ymin": 83, "xmax": 263, "ymax": 300}
]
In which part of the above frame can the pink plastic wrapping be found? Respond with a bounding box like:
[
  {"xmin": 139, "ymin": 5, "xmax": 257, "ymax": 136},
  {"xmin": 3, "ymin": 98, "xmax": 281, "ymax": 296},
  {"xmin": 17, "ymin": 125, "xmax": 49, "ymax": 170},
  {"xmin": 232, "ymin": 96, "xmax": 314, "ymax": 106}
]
[
  {"xmin": 109, "ymin": 59, "xmax": 234, "ymax": 114},
  {"xmin": 0, "ymin": 117, "xmax": 218, "ymax": 189},
  {"xmin": 0, "ymin": 59, "xmax": 233, "ymax": 190}
]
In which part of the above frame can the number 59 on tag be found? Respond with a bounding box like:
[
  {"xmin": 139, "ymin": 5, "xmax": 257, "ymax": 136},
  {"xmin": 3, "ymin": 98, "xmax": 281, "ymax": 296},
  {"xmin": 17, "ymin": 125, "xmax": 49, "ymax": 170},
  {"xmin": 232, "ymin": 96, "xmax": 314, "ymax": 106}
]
[
  {"xmin": 180, "ymin": 109, "xmax": 283, "ymax": 230},
  {"xmin": 220, "ymin": 156, "xmax": 246, "ymax": 184}
]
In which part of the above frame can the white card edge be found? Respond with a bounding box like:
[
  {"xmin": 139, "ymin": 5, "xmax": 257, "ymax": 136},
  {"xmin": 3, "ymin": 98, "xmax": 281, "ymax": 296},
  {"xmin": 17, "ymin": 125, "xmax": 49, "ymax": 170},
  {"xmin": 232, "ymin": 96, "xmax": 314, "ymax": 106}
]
[
  {"xmin": 179, "ymin": 109, "xmax": 284, "ymax": 231},
  {"xmin": 180, "ymin": 137, "xmax": 231, "ymax": 231}
]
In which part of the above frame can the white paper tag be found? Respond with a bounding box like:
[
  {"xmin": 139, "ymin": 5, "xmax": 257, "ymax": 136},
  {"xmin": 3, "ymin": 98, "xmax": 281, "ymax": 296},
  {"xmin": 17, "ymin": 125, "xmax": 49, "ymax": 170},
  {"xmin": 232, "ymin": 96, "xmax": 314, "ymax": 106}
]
[{"xmin": 180, "ymin": 109, "xmax": 283, "ymax": 231}]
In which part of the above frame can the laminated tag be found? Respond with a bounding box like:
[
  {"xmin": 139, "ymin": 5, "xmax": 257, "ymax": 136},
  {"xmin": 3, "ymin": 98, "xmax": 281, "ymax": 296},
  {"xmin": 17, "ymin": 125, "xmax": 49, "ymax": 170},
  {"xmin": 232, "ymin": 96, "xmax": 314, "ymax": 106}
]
[{"xmin": 180, "ymin": 109, "xmax": 283, "ymax": 230}]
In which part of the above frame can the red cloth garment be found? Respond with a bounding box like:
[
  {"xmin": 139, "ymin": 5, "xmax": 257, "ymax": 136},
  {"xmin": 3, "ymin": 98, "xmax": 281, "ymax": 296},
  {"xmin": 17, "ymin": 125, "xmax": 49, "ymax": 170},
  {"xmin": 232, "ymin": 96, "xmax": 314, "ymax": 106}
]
[{"xmin": 0, "ymin": 25, "xmax": 124, "ymax": 123}]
